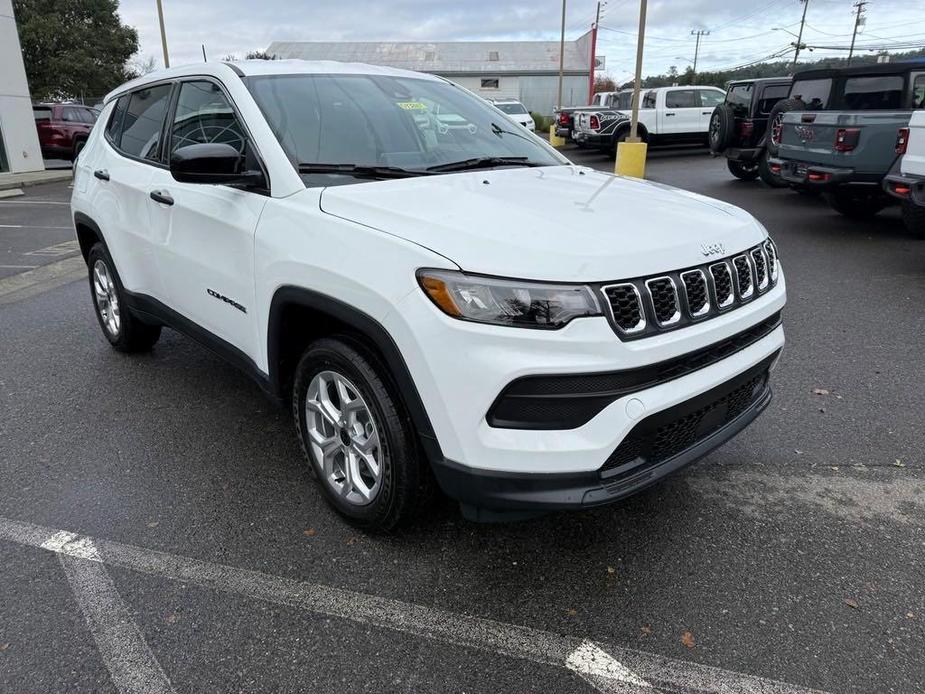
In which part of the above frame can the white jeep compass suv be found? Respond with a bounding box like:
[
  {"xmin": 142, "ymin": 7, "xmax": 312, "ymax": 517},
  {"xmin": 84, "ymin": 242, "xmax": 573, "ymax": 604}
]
[{"xmin": 71, "ymin": 60, "xmax": 786, "ymax": 530}]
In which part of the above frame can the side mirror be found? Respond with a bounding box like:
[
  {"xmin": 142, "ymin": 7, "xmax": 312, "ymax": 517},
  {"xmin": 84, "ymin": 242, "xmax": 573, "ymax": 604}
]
[{"xmin": 169, "ymin": 143, "xmax": 265, "ymax": 187}]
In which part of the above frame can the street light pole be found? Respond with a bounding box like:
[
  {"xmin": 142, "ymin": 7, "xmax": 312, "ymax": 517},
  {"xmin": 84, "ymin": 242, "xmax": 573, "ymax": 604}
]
[
  {"xmin": 557, "ymin": 0, "xmax": 567, "ymax": 110},
  {"xmin": 792, "ymin": 0, "xmax": 809, "ymax": 70},
  {"xmin": 156, "ymin": 0, "xmax": 170, "ymax": 68}
]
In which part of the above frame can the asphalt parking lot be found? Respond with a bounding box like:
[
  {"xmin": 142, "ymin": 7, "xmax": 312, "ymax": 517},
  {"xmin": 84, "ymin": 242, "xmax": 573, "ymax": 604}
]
[{"xmin": 1, "ymin": 150, "xmax": 923, "ymax": 694}]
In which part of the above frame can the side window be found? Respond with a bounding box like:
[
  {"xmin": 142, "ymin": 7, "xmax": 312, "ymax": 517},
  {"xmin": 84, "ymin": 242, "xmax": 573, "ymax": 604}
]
[
  {"xmin": 726, "ymin": 84, "xmax": 752, "ymax": 117},
  {"xmin": 642, "ymin": 91, "xmax": 657, "ymax": 109},
  {"xmin": 106, "ymin": 96, "xmax": 129, "ymax": 146},
  {"xmin": 119, "ymin": 84, "xmax": 172, "ymax": 161},
  {"xmin": 170, "ymin": 81, "xmax": 246, "ymax": 156},
  {"xmin": 790, "ymin": 78, "xmax": 832, "ymax": 110},
  {"xmin": 912, "ymin": 74, "xmax": 925, "ymax": 109},
  {"xmin": 62, "ymin": 107, "xmax": 82, "ymax": 122},
  {"xmin": 757, "ymin": 84, "xmax": 789, "ymax": 115},
  {"xmin": 700, "ymin": 90, "xmax": 725, "ymax": 108},
  {"xmin": 842, "ymin": 75, "xmax": 904, "ymax": 110},
  {"xmin": 665, "ymin": 90, "xmax": 697, "ymax": 108},
  {"xmin": 81, "ymin": 108, "xmax": 99, "ymax": 124}
]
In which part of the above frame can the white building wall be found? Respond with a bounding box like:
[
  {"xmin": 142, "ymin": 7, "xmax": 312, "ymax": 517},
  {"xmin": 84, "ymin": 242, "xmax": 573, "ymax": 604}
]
[
  {"xmin": 444, "ymin": 74, "xmax": 588, "ymax": 116},
  {"xmin": 0, "ymin": 0, "xmax": 43, "ymax": 174}
]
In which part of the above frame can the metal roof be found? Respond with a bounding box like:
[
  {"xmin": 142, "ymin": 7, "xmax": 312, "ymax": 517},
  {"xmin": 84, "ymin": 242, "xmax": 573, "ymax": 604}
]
[{"xmin": 266, "ymin": 34, "xmax": 592, "ymax": 76}]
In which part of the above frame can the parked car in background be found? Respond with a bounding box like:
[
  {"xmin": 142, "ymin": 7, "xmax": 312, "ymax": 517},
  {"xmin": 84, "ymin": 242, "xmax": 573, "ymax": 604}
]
[
  {"xmin": 708, "ymin": 77, "xmax": 791, "ymax": 186},
  {"xmin": 768, "ymin": 63, "xmax": 925, "ymax": 218},
  {"xmin": 487, "ymin": 98, "xmax": 535, "ymax": 131},
  {"xmin": 884, "ymin": 109, "xmax": 925, "ymax": 235},
  {"xmin": 573, "ymin": 85, "xmax": 727, "ymax": 156},
  {"xmin": 33, "ymin": 103, "xmax": 100, "ymax": 160},
  {"xmin": 553, "ymin": 91, "xmax": 621, "ymax": 142},
  {"xmin": 71, "ymin": 60, "xmax": 785, "ymax": 529}
]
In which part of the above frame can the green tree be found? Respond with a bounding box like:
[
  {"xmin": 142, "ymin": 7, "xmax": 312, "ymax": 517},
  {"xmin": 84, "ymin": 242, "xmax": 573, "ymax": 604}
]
[{"xmin": 13, "ymin": 0, "xmax": 139, "ymax": 101}]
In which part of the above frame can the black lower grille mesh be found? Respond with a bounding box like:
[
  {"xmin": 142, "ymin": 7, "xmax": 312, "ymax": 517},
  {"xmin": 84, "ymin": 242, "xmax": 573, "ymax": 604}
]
[
  {"xmin": 710, "ymin": 263, "xmax": 732, "ymax": 305},
  {"xmin": 648, "ymin": 278, "xmax": 678, "ymax": 324},
  {"xmin": 604, "ymin": 285, "xmax": 643, "ymax": 330},
  {"xmin": 599, "ymin": 369, "xmax": 770, "ymax": 479},
  {"xmin": 733, "ymin": 256, "xmax": 752, "ymax": 296},
  {"xmin": 682, "ymin": 272, "xmax": 708, "ymax": 314},
  {"xmin": 751, "ymin": 249, "xmax": 767, "ymax": 288}
]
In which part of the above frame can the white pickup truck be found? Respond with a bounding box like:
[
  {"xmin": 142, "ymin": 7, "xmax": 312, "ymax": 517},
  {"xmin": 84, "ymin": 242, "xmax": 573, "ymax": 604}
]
[
  {"xmin": 884, "ymin": 109, "xmax": 925, "ymax": 235},
  {"xmin": 574, "ymin": 86, "xmax": 726, "ymax": 156}
]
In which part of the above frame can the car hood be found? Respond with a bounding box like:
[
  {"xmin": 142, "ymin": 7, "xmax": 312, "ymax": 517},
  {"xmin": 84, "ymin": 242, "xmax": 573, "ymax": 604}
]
[{"xmin": 319, "ymin": 166, "xmax": 767, "ymax": 282}]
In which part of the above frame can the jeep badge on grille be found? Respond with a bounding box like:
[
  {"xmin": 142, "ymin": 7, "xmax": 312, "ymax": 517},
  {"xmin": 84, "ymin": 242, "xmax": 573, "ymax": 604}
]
[{"xmin": 700, "ymin": 242, "xmax": 725, "ymax": 257}]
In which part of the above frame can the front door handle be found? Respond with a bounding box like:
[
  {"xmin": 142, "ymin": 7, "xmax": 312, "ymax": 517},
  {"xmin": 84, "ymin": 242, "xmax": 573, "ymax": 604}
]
[
  {"xmin": 665, "ymin": 112, "xmax": 676, "ymax": 117},
  {"xmin": 93, "ymin": 169, "xmax": 109, "ymax": 181},
  {"xmin": 702, "ymin": 111, "xmax": 713, "ymax": 115},
  {"xmin": 150, "ymin": 190, "xmax": 174, "ymax": 206}
]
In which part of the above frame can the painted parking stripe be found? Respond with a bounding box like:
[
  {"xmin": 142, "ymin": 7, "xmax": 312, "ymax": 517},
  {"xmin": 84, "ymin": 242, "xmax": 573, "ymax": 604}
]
[
  {"xmin": 0, "ymin": 224, "xmax": 73, "ymax": 229},
  {"xmin": 0, "ymin": 255, "xmax": 86, "ymax": 304},
  {"xmin": 0, "ymin": 199, "xmax": 71, "ymax": 205},
  {"xmin": 1, "ymin": 517, "xmax": 828, "ymax": 694},
  {"xmin": 41, "ymin": 533, "xmax": 177, "ymax": 694}
]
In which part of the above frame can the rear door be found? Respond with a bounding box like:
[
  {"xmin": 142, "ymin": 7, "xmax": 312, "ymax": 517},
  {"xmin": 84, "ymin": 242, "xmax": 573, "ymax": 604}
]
[
  {"xmin": 662, "ymin": 89, "xmax": 701, "ymax": 135},
  {"xmin": 146, "ymin": 78, "xmax": 268, "ymax": 361}
]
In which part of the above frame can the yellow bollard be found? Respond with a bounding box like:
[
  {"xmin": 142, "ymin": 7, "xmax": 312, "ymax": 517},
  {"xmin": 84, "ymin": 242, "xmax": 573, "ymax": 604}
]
[
  {"xmin": 615, "ymin": 141, "xmax": 648, "ymax": 178},
  {"xmin": 549, "ymin": 124, "xmax": 566, "ymax": 148}
]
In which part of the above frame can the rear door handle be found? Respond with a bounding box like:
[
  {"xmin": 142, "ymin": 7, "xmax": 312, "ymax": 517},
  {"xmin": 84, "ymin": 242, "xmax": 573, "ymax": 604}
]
[
  {"xmin": 665, "ymin": 112, "xmax": 676, "ymax": 117},
  {"xmin": 93, "ymin": 169, "xmax": 109, "ymax": 181},
  {"xmin": 150, "ymin": 190, "xmax": 174, "ymax": 206}
]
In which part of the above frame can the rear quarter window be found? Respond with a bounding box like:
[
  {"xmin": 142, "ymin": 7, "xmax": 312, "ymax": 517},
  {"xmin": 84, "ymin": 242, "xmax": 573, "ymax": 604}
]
[
  {"xmin": 33, "ymin": 107, "xmax": 52, "ymax": 121},
  {"xmin": 757, "ymin": 84, "xmax": 790, "ymax": 115},
  {"xmin": 106, "ymin": 96, "xmax": 130, "ymax": 146},
  {"xmin": 726, "ymin": 84, "xmax": 752, "ymax": 117},
  {"xmin": 665, "ymin": 89, "xmax": 698, "ymax": 108}
]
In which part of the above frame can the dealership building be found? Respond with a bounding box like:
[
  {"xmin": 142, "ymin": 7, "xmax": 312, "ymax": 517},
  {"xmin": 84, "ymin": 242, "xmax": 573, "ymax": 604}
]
[
  {"xmin": 0, "ymin": 0, "xmax": 43, "ymax": 175},
  {"xmin": 267, "ymin": 32, "xmax": 595, "ymax": 115}
]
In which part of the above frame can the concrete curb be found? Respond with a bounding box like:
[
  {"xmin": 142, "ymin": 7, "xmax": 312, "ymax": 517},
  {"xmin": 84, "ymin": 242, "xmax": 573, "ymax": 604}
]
[{"xmin": 0, "ymin": 169, "xmax": 73, "ymax": 191}]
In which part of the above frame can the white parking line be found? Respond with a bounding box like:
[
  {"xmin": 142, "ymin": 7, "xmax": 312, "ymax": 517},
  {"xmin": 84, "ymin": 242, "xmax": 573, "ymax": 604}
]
[
  {"xmin": 41, "ymin": 533, "xmax": 177, "ymax": 694},
  {"xmin": 0, "ymin": 200, "xmax": 70, "ymax": 205},
  {"xmin": 0, "ymin": 224, "xmax": 73, "ymax": 229},
  {"xmin": 1, "ymin": 517, "xmax": 829, "ymax": 694}
]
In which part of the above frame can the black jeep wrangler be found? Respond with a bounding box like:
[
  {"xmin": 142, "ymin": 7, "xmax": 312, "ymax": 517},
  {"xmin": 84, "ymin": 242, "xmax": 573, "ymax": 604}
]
[{"xmin": 708, "ymin": 77, "xmax": 792, "ymax": 186}]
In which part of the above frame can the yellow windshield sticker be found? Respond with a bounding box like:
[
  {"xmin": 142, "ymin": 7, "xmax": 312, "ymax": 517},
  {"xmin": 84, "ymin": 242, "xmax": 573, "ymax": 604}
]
[{"xmin": 396, "ymin": 101, "xmax": 428, "ymax": 111}]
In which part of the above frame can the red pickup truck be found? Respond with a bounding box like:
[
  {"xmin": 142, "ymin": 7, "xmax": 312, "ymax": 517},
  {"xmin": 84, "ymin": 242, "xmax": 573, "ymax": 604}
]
[{"xmin": 33, "ymin": 103, "xmax": 100, "ymax": 161}]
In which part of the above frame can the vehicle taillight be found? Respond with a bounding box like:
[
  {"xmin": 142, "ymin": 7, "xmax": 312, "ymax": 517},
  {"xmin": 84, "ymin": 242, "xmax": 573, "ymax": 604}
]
[
  {"xmin": 558, "ymin": 112, "xmax": 570, "ymax": 126},
  {"xmin": 738, "ymin": 120, "xmax": 754, "ymax": 138},
  {"xmin": 834, "ymin": 128, "xmax": 860, "ymax": 152},
  {"xmin": 589, "ymin": 115, "xmax": 600, "ymax": 131},
  {"xmin": 895, "ymin": 127, "xmax": 910, "ymax": 155}
]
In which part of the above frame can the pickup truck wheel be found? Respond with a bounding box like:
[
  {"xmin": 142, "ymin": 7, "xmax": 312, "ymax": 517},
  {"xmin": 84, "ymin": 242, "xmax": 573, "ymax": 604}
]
[
  {"xmin": 825, "ymin": 190, "xmax": 888, "ymax": 219},
  {"xmin": 87, "ymin": 243, "xmax": 161, "ymax": 352},
  {"xmin": 766, "ymin": 99, "xmax": 805, "ymax": 157},
  {"xmin": 901, "ymin": 200, "xmax": 925, "ymax": 236},
  {"xmin": 292, "ymin": 337, "xmax": 430, "ymax": 531},
  {"xmin": 727, "ymin": 159, "xmax": 759, "ymax": 181},
  {"xmin": 758, "ymin": 152, "xmax": 788, "ymax": 188},
  {"xmin": 709, "ymin": 105, "xmax": 734, "ymax": 154}
]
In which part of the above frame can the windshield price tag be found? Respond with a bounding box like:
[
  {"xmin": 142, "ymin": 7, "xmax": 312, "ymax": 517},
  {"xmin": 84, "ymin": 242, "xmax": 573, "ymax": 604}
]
[{"xmin": 396, "ymin": 101, "xmax": 428, "ymax": 111}]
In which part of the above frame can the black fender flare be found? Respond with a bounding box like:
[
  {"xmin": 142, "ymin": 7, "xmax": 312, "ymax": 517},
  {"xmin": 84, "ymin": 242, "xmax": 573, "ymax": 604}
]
[
  {"xmin": 267, "ymin": 286, "xmax": 444, "ymax": 466},
  {"xmin": 613, "ymin": 120, "xmax": 647, "ymax": 144},
  {"xmin": 73, "ymin": 211, "xmax": 106, "ymax": 262}
]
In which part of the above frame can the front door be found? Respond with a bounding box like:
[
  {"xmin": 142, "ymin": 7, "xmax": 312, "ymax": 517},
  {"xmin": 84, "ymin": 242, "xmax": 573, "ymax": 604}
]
[{"xmin": 146, "ymin": 79, "xmax": 268, "ymax": 362}]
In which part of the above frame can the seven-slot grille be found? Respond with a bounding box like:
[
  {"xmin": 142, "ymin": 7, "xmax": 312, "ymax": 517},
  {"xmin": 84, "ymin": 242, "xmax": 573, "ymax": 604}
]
[{"xmin": 601, "ymin": 241, "xmax": 779, "ymax": 340}]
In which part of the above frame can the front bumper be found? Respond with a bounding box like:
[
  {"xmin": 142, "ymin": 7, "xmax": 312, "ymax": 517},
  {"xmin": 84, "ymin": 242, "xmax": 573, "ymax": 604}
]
[
  {"xmin": 884, "ymin": 172, "xmax": 925, "ymax": 206},
  {"xmin": 435, "ymin": 352, "xmax": 776, "ymax": 519}
]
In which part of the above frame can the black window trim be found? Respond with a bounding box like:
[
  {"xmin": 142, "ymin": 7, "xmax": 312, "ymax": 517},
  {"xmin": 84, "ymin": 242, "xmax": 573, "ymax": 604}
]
[{"xmin": 102, "ymin": 74, "xmax": 271, "ymax": 194}]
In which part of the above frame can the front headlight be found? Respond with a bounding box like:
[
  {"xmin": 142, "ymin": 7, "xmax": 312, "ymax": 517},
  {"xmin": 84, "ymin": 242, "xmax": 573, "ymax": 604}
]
[{"xmin": 417, "ymin": 269, "xmax": 601, "ymax": 329}]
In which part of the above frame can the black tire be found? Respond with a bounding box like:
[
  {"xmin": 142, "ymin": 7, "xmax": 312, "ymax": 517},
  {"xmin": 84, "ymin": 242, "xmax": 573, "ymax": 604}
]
[
  {"xmin": 87, "ymin": 242, "xmax": 161, "ymax": 352},
  {"xmin": 727, "ymin": 158, "xmax": 759, "ymax": 181},
  {"xmin": 901, "ymin": 200, "xmax": 925, "ymax": 236},
  {"xmin": 758, "ymin": 151, "xmax": 788, "ymax": 188},
  {"xmin": 292, "ymin": 337, "xmax": 432, "ymax": 532},
  {"xmin": 708, "ymin": 105, "xmax": 735, "ymax": 154},
  {"xmin": 71, "ymin": 138, "xmax": 86, "ymax": 161},
  {"xmin": 765, "ymin": 98, "xmax": 805, "ymax": 157},
  {"xmin": 824, "ymin": 189, "xmax": 888, "ymax": 219}
]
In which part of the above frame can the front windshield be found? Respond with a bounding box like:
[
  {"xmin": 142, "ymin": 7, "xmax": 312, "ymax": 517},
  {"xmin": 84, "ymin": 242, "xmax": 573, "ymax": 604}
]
[
  {"xmin": 245, "ymin": 73, "xmax": 566, "ymax": 185},
  {"xmin": 495, "ymin": 102, "xmax": 527, "ymax": 115}
]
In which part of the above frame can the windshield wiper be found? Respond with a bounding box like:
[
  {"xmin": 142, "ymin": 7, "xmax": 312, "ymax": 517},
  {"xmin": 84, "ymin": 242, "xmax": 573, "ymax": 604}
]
[
  {"xmin": 425, "ymin": 156, "xmax": 542, "ymax": 173},
  {"xmin": 297, "ymin": 163, "xmax": 431, "ymax": 179}
]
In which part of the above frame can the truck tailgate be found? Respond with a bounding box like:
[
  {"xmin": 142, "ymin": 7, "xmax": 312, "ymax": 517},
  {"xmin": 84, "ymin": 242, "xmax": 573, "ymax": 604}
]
[{"xmin": 779, "ymin": 111, "xmax": 910, "ymax": 175}]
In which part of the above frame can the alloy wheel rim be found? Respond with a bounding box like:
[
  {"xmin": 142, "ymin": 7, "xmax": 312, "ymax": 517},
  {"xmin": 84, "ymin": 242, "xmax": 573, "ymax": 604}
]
[
  {"xmin": 771, "ymin": 113, "xmax": 783, "ymax": 146},
  {"xmin": 92, "ymin": 259, "xmax": 121, "ymax": 337},
  {"xmin": 305, "ymin": 370, "xmax": 382, "ymax": 506}
]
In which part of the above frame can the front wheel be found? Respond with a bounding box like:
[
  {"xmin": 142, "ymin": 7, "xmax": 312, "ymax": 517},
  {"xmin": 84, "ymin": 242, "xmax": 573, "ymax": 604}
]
[
  {"xmin": 824, "ymin": 190, "xmax": 888, "ymax": 219},
  {"xmin": 87, "ymin": 243, "xmax": 161, "ymax": 352},
  {"xmin": 292, "ymin": 337, "xmax": 432, "ymax": 531},
  {"xmin": 727, "ymin": 158, "xmax": 759, "ymax": 181}
]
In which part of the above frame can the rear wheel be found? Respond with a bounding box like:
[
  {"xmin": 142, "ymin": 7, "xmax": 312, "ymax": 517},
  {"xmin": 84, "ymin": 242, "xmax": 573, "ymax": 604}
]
[
  {"xmin": 727, "ymin": 158, "xmax": 759, "ymax": 181},
  {"xmin": 758, "ymin": 151, "xmax": 788, "ymax": 188},
  {"xmin": 901, "ymin": 200, "xmax": 925, "ymax": 236},
  {"xmin": 292, "ymin": 337, "xmax": 432, "ymax": 531},
  {"xmin": 825, "ymin": 189, "xmax": 888, "ymax": 219},
  {"xmin": 87, "ymin": 243, "xmax": 161, "ymax": 352},
  {"xmin": 708, "ymin": 105, "xmax": 735, "ymax": 154}
]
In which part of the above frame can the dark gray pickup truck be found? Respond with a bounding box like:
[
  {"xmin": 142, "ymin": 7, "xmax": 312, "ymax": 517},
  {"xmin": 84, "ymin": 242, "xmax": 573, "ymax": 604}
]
[{"xmin": 768, "ymin": 62, "xmax": 925, "ymax": 218}]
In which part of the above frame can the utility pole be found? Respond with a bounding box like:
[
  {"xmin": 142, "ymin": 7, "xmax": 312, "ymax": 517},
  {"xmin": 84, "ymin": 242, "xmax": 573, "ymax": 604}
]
[
  {"xmin": 156, "ymin": 0, "xmax": 170, "ymax": 68},
  {"xmin": 557, "ymin": 0, "xmax": 567, "ymax": 110},
  {"xmin": 690, "ymin": 29, "xmax": 709, "ymax": 84},
  {"xmin": 588, "ymin": 1, "xmax": 601, "ymax": 103},
  {"xmin": 792, "ymin": 0, "xmax": 809, "ymax": 70},
  {"xmin": 847, "ymin": 1, "xmax": 867, "ymax": 66}
]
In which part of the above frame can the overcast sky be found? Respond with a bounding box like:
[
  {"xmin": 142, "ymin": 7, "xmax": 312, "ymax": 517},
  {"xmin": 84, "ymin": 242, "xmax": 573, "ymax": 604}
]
[{"xmin": 118, "ymin": 0, "xmax": 924, "ymax": 80}]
